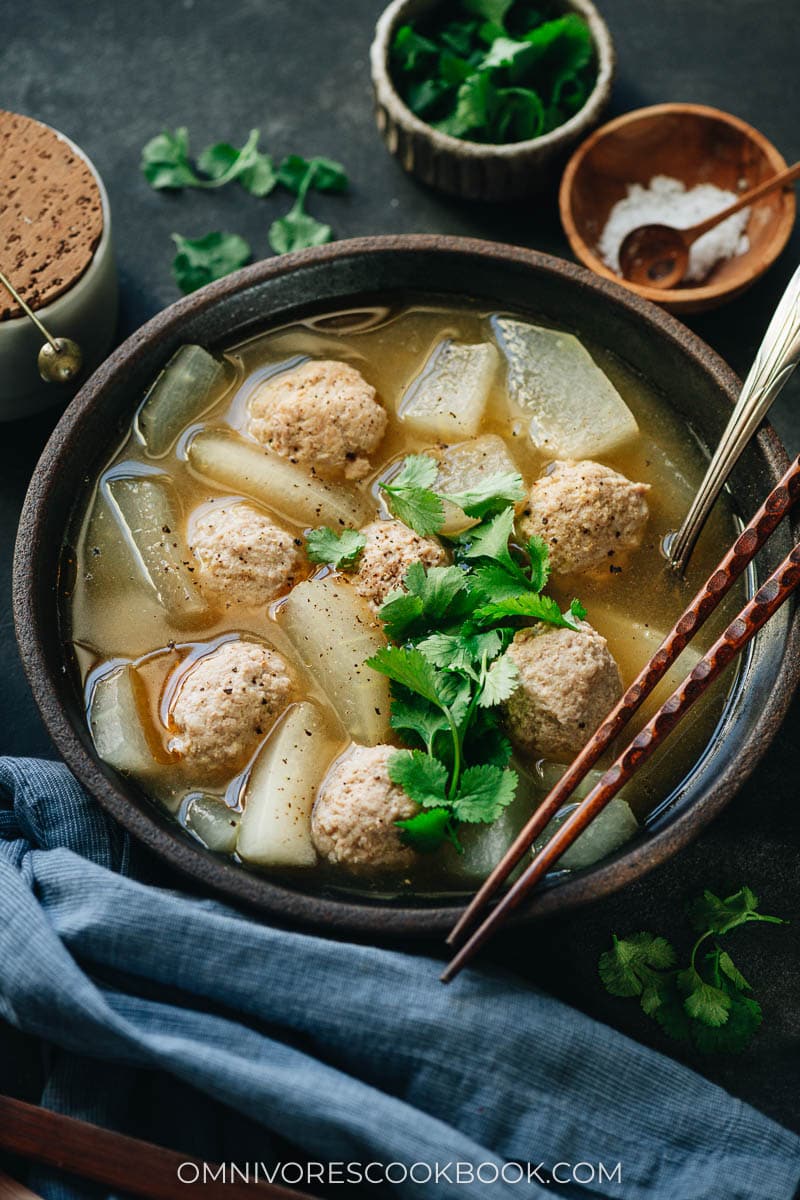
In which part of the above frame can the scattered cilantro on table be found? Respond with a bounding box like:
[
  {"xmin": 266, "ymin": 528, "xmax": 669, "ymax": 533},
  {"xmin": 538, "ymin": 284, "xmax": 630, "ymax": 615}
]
[
  {"xmin": 354, "ymin": 454, "xmax": 585, "ymax": 853},
  {"xmin": 141, "ymin": 127, "xmax": 349, "ymax": 291},
  {"xmin": 598, "ymin": 887, "xmax": 786, "ymax": 1053},
  {"xmin": 390, "ymin": 0, "xmax": 596, "ymax": 144},
  {"xmin": 171, "ymin": 232, "xmax": 252, "ymax": 295}
]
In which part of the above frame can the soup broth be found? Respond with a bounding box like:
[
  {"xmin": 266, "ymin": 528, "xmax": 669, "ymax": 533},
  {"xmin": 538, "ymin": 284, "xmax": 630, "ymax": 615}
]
[{"xmin": 63, "ymin": 303, "xmax": 744, "ymax": 896}]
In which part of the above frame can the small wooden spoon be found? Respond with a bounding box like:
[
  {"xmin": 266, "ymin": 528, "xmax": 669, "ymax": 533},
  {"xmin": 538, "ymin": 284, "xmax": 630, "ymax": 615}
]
[{"xmin": 618, "ymin": 160, "xmax": 800, "ymax": 288}]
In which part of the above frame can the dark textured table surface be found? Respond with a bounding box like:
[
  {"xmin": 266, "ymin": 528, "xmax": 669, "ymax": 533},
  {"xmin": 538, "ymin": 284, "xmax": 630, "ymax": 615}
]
[{"xmin": 2, "ymin": 0, "xmax": 799, "ymax": 1152}]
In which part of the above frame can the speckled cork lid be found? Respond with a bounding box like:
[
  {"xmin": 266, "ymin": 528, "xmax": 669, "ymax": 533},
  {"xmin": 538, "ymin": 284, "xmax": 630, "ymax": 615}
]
[{"xmin": 0, "ymin": 110, "xmax": 104, "ymax": 321}]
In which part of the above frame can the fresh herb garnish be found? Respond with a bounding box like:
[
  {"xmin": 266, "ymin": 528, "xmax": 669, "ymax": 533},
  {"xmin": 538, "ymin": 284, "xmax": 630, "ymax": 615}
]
[
  {"xmin": 379, "ymin": 455, "xmax": 446, "ymax": 536},
  {"xmin": 391, "ymin": 1, "xmax": 596, "ymax": 145},
  {"xmin": 171, "ymin": 232, "xmax": 252, "ymax": 295},
  {"xmin": 379, "ymin": 453, "xmax": 524, "ymax": 536},
  {"xmin": 142, "ymin": 128, "xmax": 351, "ymax": 285},
  {"xmin": 268, "ymin": 160, "xmax": 334, "ymax": 254},
  {"xmin": 598, "ymin": 887, "xmax": 786, "ymax": 1053},
  {"xmin": 364, "ymin": 463, "xmax": 584, "ymax": 852},
  {"xmin": 306, "ymin": 526, "xmax": 366, "ymax": 570},
  {"xmin": 142, "ymin": 127, "xmax": 276, "ymax": 195},
  {"xmin": 276, "ymin": 154, "xmax": 349, "ymax": 195}
]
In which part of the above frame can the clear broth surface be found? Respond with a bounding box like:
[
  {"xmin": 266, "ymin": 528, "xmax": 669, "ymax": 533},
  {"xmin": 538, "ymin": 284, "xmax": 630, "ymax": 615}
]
[{"xmin": 63, "ymin": 303, "xmax": 744, "ymax": 896}]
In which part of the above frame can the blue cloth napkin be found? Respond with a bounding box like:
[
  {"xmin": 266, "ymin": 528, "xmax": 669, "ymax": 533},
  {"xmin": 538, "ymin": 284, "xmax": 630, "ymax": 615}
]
[{"xmin": 0, "ymin": 756, "xmax": 797, "ymax": 1200}]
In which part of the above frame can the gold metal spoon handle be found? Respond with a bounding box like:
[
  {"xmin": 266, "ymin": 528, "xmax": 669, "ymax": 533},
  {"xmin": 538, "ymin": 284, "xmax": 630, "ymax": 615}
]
[{"xmin": 0, "ymin": 265, "xmax": 83, "ymax": 383}]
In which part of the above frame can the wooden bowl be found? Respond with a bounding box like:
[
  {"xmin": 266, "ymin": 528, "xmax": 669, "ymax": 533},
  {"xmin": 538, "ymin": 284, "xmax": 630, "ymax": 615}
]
[
  {"xmin": 370, "ymin": 0, "xmax": 615, "ymax": 201},
  {"xmin": 560, "ymin": 103, "xmax": 796, "ymax": 314}
]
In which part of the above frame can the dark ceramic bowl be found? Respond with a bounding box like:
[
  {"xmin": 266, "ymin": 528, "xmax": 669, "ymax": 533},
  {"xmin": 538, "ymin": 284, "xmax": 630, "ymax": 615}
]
[{"xmin": 13, "ymin": 236, "xmax": 800, "ymax": 937}]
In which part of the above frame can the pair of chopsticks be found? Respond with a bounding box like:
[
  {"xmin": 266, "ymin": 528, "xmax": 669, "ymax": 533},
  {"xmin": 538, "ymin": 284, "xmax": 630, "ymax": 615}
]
[
  {"xmin": 442, "ymin": 455, "xmax": 800, "ymax": 983},
  {"xmin": 0, "ymin": 1095, "xmax": 318, "ymax": 1200}
]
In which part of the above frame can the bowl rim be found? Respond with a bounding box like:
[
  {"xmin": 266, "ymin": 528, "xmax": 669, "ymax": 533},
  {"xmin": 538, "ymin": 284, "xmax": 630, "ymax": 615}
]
[
  {"xmin": 370, "ymin": 0, "xmax": 615, "ymax": 158},
  {"xmin": 13, "ymin": 234, "xmax": 800, "ymax": 937},
  {"xmin": 559, "ymin": 102, "xmax": 797, "ymax": 306}
]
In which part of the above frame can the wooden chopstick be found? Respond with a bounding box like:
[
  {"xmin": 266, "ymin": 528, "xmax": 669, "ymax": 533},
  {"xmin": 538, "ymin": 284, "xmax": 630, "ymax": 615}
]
[
  {"xmin": 446, "ymin": 454, "xmax": 800, "ymax": 951},
  {"xmin": 442, "ymin": 537, "xmax": 800, "ymax": 982},
  {"xmin": 0, "ymin": 1168, "xmax": 42, "ymax": 1200},
  {"xmin": 0, "ymin": 1096, "xmax": 318, "ymax": 1200}
]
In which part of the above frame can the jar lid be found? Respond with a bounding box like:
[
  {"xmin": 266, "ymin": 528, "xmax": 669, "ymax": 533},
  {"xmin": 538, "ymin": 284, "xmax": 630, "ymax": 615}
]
[{"xmin": 0, "ymin": 110, "xmax": 104, "ymax": 321}]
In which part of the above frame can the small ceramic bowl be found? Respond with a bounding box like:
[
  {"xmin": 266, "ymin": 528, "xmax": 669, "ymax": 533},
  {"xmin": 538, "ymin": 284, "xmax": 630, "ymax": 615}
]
[
  {"xmin": 0, "ymin": 117, "xmax": 118, "ymax": 421},
  {"xmin": 559, "ymin": 103, "xmax": 796, "ymax": 315},
  {"xmin": 370, "ymin": 0, "xmax": 615, "ymax": 201}
]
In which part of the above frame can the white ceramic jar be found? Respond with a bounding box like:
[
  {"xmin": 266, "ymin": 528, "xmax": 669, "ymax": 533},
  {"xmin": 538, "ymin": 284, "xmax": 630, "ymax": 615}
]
[{"xmin": 0, "ymin": 115, "xmax": 118, "ymax": 421}]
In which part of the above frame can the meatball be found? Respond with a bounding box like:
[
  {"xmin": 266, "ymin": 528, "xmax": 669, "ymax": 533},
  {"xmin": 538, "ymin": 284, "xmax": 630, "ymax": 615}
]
[
  {"xmin": 170, "ymin": 639, "xmax": 293, "ymax": 778},
  {"xmin": 190, "ymin": 503, "xmax": 303, "ymax": 608},
  {"xmin": 248, "ymin": 359, "xmax": 387, "ymax": 480},
  {"xmin": 353, "ymin": 520, "xmax": 447, "ymax": 611},
  {"xmin": 518, "ymin": 459, "xmax": 650, "ymax": 575},
  {"xmin": 504, "ymin": 622, "xmax": 622, "ymax": 761},
  {"xmin": 312, "ymin": 744, "xmax": 419, "ymax": 871}
]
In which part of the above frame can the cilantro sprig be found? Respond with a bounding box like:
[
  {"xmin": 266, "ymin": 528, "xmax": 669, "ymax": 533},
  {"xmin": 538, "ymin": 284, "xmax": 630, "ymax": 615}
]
[
  {"xmin": 306, "ymin": 527, "xmax": 366, "ymax": 570},
  {"xmin": 141, "ymin": 128, "xmax": 350, "ymax": 292},
  {"xmin": 598, "ymin": 887, "xmax": 786, "ymax": 1053},
  {"xmin": 362, "ymin": 467, "xmax": 584, "ymax": 852},
  {"xmin": 379, "ymin": 453, "xmax": 524, "ymax": 537}
]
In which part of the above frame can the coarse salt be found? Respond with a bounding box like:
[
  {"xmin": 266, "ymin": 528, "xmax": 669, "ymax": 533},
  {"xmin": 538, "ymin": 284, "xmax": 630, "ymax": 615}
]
[{"xmin": 598, "ymin": 175, "xmax": 750, "ymax": 283}]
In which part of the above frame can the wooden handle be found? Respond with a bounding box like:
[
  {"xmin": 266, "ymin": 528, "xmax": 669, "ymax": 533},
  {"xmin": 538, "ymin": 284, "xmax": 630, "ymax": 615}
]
[
  {"xmin": 686, "ymin": 160, "xmax": 800, "ymax": 239},
  {"xmin": 442, "ymin": 540, "xmax": 800, "ymax": 982},
  {"xmin": 446, "ymin": 454, "xmax": 800, "ymax": 949},
  {"xmin": 0, "ymin": 1096, "xmax": 317, "ymax": 1200},
  {"xmin": 0, "ymin": 1169, "xmax": 42, "ymax": 1200}
]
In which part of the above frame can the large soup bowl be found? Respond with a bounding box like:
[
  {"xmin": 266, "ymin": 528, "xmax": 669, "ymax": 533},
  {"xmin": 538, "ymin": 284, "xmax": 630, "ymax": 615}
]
[{"xmin": 13, "ymin": 236, "xmax": 800, "ymax": 936}]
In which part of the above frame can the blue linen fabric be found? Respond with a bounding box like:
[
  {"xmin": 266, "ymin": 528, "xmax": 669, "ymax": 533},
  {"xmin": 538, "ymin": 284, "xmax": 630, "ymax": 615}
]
[{"xmin": 0, "ymin": 756, "xmax": 798, "ymax": 1200}]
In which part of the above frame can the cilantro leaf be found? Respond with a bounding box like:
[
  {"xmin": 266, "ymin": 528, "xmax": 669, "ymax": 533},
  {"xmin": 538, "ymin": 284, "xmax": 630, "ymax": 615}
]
[
  {"xmin": 527, "ymin": 535, "xmax": 550, "ymax": 592},
  {"xmin": 686, "ymin": 886, "xmax": 786, "ymax": 936},
  {"xmin": 389, "ymin": 695, "xmax": 449, "ymax": 752},
  {"xmin": 277, "ymin": 155, "xmax": 349, "ymax": 194},
  {"xmin": 598, "ymin": 933, "xmax": 677, "ymax": 999},
  {"xmin": 366, "ymin": 645, "xmax": 447, "ymax": 707},
  {"xmin": 718, "ymin": 950, "xmax": 751, "ymax": 992},
  {"xmin": 434, "ymin": 72, "xmax": 497, "ymax": 140},
  {"xmin": 443, "ymin": 470, "xmax": 524, "ymax": 520},
  {"xmin": 269, "ymin": 209, "xmax": 332, "ymax": 254},
  {"xmin": 417, "ymin": 631, "xmax": 475, "ymax": 671},
  {"xmin": 679, "ymin": 969, "xmax": 732, "ymax": 1027},
  {"xmin": 141, "ymin": 127, "xmax": 198, "ymax": 189},
  {"xmin": 378, "ymin": 592, "xmax": 427, "ymax": 641},
  {"xmin": 305, "ymin": 526, "xmax": 365, "ymax": 570},
  {"xmin": 143, "ymin": 127, "xmax": 276, "ymax": 194},
  {"xmin": 396, "ymin": 806, "xmax": 456, "ymax": 852},
  {"xmin": 465, "ymin": 711, "xmax": 512, "ymax": 768},
  {"xmin": 391, "ymin": 23, "xmax": 440, "ymax": 73},
  {"xmin": 389, "ymin": 748, "xmax": 449, "ymax": 808},
  {"xmin": 196, "ymin": 129, "xmax": 276, "ymax": 194},
  {"xmin": 461, "ymin": 506, "xmax": 518, "ymax": 570},
  {"xmin": 385, "ymin": 454, "xmax": 440, "ymax": 491},
  {"xmin": 690, "ymin": 993, "xmax": 762, "ymax": 1054},
  {"xmin": 470, "ymin": 560, "xmax": 531, "ymax": 603},
  {"xmin": 570, "ymin": 597, "xmax": 588, "ymax": 622},
  {"xmin": 474, "ymin": 591, "xmax": 580, "ymax": 630},
  {"xmin": 171, "ymin": 231, "xmax": 251, "ymax": 294},
  {"xmin": 478, "ymin": 653, "xmax": 519, "ymax": 707},
  {"xmin": 381, "ymin": 489, "xmax": 444, "ymax": 536},
  {"xmin": 452, "ymin": 763, "xmax": 517, "ymax": 823},
  {"xmin": 378, "ymin": 562, "xmax": 468, "ymax": 641}
]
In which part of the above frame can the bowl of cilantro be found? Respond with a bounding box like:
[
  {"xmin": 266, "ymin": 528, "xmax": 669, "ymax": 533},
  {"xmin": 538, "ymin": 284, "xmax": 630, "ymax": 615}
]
[{"xmin": 370, "ymin": 0, "xmax": 615, "ymax": 200}]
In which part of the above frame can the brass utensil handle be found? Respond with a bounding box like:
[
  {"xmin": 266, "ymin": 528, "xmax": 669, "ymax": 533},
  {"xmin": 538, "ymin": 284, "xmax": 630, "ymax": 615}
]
[{"xmin": 668, "ymin": 261, "xmax": 800, "ymax": 573}]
